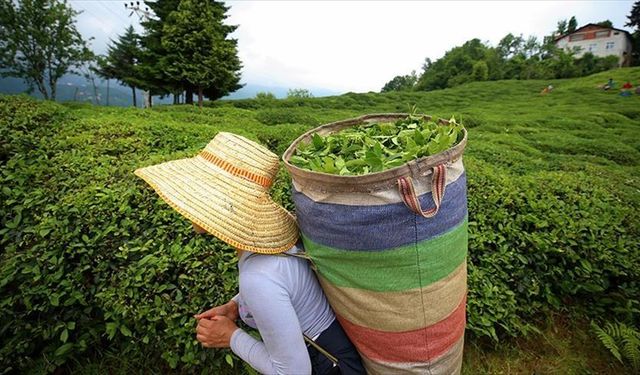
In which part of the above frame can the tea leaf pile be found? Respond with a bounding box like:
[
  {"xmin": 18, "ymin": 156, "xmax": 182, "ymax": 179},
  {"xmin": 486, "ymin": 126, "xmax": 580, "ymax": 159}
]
[{"xmin": 289, "ymin": 115, "xmax": 465, "ymax": 175}]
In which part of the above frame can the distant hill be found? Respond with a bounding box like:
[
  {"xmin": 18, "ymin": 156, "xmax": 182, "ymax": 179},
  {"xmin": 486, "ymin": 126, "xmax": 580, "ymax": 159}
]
[
  {"xmin": 223, "ymin": 83, "xmax": 340, "ymax": 99},
  {"xmin": 0, "ymin": 75, "xmax": 341, "ymax": 105}
]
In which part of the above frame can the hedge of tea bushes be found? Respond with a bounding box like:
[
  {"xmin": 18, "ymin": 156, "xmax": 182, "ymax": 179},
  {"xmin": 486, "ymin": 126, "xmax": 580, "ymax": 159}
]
[{"xmin": 1, "ymin": 92, "xmax": 638, "ymax": 373}]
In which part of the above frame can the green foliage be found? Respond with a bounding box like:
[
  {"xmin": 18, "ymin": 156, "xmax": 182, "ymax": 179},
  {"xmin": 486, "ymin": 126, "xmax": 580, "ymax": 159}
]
[
  {"xmin": 160, "ymin": 0, "xmax": 242, "ymax": 107},
  {"xmin": 381, "ymin": 71, "xmax": 418, "ymax": 92},
  {"xmin": 255, "ymin": 91, "xmax": 276, "ymax": 101},
  {"xmin": 627, "ymin": 1, "xmax": 640, "ymax": 66},
  {"xmin": 591, "ymin": 321, "xmax": 640, "ymax": 369},
  {"xmin": 289, "ymin": 115, "xmax": 464, "ymax": 175},
  {"xmin": 628, "ymin": 1, "xmax": 640, "ymax": 31},
  {"xmin": 0, "ymin": 0, "xmax": 93, "ymax": 100},
  {"xmin": 95, "ymin": 25, "xmax": 143, "ymax": 107},
  {"xmin": 596, "ymin": 20, "xmax": 614, "ymax": 29},
  {"xmin": 416, "ymin": 39, "xmax": 491, "ymax": 90},
  {"xmin": 137, "ymin": 0, "xmax": 181, "ymax": 97},
  {"xmin": 472, "ymin": 61, "xmax": 489, "ymax": 81},
  {"xmin": 568, "ymin": 16, "xmax": 578, "ymax": 33},
  {"xmin": 287, "ymin": 88, "xmax": 314, "ymax": 99},
  {"xmin": 1, "ymin": 67, "xmax": 640, "ymax": 373},
  {"xmin": 0, "ymin": 96, "xmax": 252, "ymax": 373},
  {"xmin": 254, "ymin": 108, "xmax": 320, "ymax": 127},
  {"xmin": 411, "ymin": 20, "xmax": 628, "ymax": 92}
]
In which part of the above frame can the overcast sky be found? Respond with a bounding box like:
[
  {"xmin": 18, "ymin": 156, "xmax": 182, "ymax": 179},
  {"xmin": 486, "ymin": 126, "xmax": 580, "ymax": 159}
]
[{"xmin": 70, "ymin": 0, "xmax": 636, "ymax": 93}]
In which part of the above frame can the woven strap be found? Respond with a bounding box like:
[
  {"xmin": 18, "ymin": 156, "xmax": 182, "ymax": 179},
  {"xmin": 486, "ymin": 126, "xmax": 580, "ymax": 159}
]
[{"xmin": 398, "ymin": 164, "xmax": 447, "ymax": 218}]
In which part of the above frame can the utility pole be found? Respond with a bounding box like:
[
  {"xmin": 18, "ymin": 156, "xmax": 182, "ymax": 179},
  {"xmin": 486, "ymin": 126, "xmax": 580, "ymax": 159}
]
[
  {"xmin": 124, "ymin": 1, "xmax": 151, "ymax": 21},
  {"xmin": 125, "ymin": 1, "xmax": 153, "ymax": 108}
]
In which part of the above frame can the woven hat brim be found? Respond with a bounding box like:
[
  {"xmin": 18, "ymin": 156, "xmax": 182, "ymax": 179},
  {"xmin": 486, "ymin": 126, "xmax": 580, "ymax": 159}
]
[{"xmin": 134, "ymin": 156, "xmax": 299, "ymax": 254}]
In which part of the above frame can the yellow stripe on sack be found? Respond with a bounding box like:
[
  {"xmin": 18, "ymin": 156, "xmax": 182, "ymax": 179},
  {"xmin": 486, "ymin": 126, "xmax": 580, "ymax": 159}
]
[{"xmin": 319, "ymin": 262, "xmax": 467, "ymax": 332}]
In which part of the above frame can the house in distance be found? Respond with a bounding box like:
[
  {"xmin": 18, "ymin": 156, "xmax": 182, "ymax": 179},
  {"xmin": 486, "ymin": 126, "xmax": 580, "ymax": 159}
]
[{"xmin": 555, "ymin": 23, "xmax": 633, "ymax": 67}]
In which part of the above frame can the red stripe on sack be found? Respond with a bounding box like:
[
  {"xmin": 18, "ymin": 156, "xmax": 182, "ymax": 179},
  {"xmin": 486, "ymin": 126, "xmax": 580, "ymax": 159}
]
[
  {"xmin": 337, "ymin": 296, "xmax": 466, "ymax": 363},
  {"xmin": 199, "ymin": 150, "xmax": 271, "ymax": 188}
]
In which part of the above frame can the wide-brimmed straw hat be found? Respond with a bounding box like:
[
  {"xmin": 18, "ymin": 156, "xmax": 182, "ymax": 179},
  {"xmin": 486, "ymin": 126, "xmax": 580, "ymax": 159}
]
[{"xmin": 134, "ymin": 132, "xmax": 298, "ymax": 254}]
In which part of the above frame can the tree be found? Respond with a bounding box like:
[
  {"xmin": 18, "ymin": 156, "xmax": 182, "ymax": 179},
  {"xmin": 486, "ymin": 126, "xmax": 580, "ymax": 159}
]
[
  {"xmin": 626, "ymin": 1, "xmax": 640, "ymax": 65},
  {"xmin": 95, "ymin": 25, "xmax": 143, "ymax": 107},
  {"xmin": 498, "ymin": 33, "xmax": 524, "ymax": 59},
  {"xmin": 556, "ymin": 19, "xmax": 568, "ymax": 36},
  {"xmin": 287, "ymin": 88, "xmax": 313, "ymax": 98},
  {"xmin": 415, "ymin": 39, "xmax": 491, "ymax": 90},
  {"xmin": 255, "ymin": 92, "xmax": 276, "ymax": 100},
  {"xmin": 139, "ymin": 0, "xmax": 183, "ymax": 103},
  {"xmin": 381, "ymin": 71, "xmax": 417, "ymax": 92},
  {"xmin": 596, "ymin": 20, "xmax": 613, "ymax": 28},
  {"xmin": 568, "ymin": 16, "xmax": 578, "ymax": 33},
  {"xmin": 628, "ymin": 1, "xmax": 640, "ymax": 30},
  {"xmin": 0, "ymin": 0, "xmax": 93, "ymax": 100},
  {"xmin": 160, "ymin": 0, "xmax": 242, "ymax": 107},
  {"xmin": 472, "ymin": 61, "xmax": 488, "ymax": 81}
]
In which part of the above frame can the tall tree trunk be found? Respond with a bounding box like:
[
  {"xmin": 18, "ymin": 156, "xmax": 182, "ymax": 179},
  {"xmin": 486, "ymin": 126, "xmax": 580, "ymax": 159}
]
[
  {"xmin": 37, "ymin": 79, "xmax": 49, "ymax": 100},
  {"xmin": 50, "ymin": 79, "xmax": 57, "ymax": 101},
  {"xmin": 90, "ymin": 76, "xmax": 99, "ymax": 105},
  {"xmin": 198, "ymin": 86, "xmax": 203, "ymax": 108},
  {"xmin": 144, "ymin": 91, "xmax": 151, "ymax": 108},
  {"xmin": 132, "ymin": 86, "xmax": 137, "ymax": 107},
  {"xmin": 185, "ymin": 87, "xmax": 193, "ymax": 104},
  {"xmin": 106, "ymin": 80, "xmax": 110, "ymax": 106},
  {"xmin": 173, "ymin": 93, "xmax": 179, "ymax": 105}
]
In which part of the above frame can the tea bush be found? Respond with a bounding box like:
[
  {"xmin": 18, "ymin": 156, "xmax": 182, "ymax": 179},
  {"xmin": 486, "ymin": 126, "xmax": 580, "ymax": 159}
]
[
  {"xmin": 254, "ymin": 108, "xmax": 320, "ymax": 126},
  {"xmin": 0, "ymin": 97, "xmax": 265, "ymax": 373},
  {"xmin": 1, "ymin": 67, "xmax": 639, "ymax": 373}
]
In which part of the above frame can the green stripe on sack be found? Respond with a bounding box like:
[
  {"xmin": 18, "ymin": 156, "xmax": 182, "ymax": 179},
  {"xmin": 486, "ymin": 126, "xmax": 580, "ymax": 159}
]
[{"xmin": 302, "ymin": 218, "xmax": 468, "ymax": 292}]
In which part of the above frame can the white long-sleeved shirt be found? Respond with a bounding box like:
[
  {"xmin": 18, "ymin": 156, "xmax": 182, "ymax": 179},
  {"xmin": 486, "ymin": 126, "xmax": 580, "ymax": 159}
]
[{"xmin": 230, "ymin": 245, "xmax": 335, "ymax": 375}]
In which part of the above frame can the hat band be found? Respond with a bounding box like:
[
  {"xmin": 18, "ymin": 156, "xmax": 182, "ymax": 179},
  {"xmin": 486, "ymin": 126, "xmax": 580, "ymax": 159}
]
[{"xmin": 199, "ymin": 150, "xmax": 272, "ymax": 188}]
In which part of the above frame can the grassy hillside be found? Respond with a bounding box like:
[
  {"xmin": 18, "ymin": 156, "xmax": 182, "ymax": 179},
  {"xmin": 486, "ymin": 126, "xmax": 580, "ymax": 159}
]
[{"xmin": 1, "ymin": 68, "xmax": 639, "ymax": 374}]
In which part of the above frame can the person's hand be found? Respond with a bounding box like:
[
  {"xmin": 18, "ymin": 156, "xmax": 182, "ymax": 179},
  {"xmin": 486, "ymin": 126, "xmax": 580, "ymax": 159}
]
[
  {"xmin": 194, "ymin": 300, "xmax": 239, "ymax": 321},
  {"xmin": 195, "ymin": 315, "xmax": 239, "ymax": 348}
]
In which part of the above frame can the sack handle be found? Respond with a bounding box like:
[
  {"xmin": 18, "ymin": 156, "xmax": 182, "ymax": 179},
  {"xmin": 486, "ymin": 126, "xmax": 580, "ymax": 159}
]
[{"xmin": 397, "ymin": 164, "xmax": 447, "ymax": 218}]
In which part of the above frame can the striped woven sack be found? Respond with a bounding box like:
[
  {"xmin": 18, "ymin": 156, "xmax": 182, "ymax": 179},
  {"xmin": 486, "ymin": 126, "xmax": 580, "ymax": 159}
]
[{"xmin": 283, "ymin": 114, "xmax": 468, "ymax": 375}]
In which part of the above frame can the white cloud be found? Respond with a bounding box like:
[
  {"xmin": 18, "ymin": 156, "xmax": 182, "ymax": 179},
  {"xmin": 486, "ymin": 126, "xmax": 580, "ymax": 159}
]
[{"xmin": 227, "ymin": 0, "xmax": 635, "ymax": 92}]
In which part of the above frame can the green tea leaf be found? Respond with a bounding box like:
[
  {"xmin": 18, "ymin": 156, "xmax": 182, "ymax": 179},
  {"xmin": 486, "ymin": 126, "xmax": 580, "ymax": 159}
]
[
  {"xmin": 312, "ymin": 133, "xmax": 324, "ymax": 150},
  {"xmin": 291, "ymin": 114, "xmax": 464, "ymax": 175}
]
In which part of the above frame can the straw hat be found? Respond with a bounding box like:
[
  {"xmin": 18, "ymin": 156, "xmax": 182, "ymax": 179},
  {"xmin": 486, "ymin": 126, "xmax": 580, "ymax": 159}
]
[{"xmin": 134, "ymin": 132, "xmax": 299, "ymax": 254}]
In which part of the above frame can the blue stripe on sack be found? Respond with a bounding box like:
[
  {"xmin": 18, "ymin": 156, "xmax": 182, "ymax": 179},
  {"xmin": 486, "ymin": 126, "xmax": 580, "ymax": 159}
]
[{"xmin": 293, "ymin": 173, "xmax": 467, "ymax": 251}]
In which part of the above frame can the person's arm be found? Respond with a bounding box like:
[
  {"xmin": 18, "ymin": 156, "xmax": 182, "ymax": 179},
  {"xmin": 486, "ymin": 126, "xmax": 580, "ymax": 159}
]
[{"xmin": 230, "ymin": 272, "xmax": 311, "ymax": 375}]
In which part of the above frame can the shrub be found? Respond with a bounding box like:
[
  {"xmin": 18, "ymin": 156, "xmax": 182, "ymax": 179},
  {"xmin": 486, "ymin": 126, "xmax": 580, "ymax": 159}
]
[
  {"xmin": 0, "ymin": 97, "xmax": 244, "ymax": 373},
  {"xmin": 255, "ymin": 91, "xmax": 276, "ymax": 101},
  {"xmin": 286, "ymin": 88, "xmax": 313, "ymax": 99},
  {"xmin": 254, "ymin": 108, "xmax": 319, "ymax": 126},
  {"xmin": 466, "ymin": 158, "xmax": 640, "ymax": 339}
]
